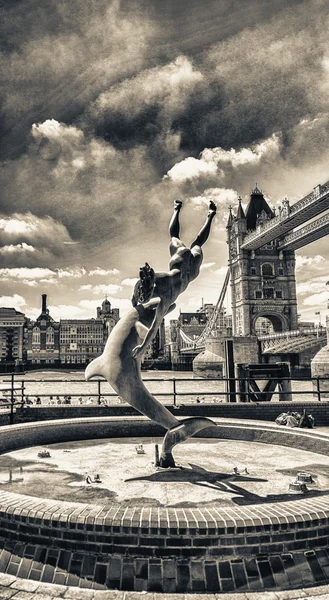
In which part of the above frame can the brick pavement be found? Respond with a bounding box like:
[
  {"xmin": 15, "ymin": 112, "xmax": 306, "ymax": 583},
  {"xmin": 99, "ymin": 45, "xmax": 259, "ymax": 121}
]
[{"xmin": 1, "ymin": 572, "xmax": 329, "ymax": 599}]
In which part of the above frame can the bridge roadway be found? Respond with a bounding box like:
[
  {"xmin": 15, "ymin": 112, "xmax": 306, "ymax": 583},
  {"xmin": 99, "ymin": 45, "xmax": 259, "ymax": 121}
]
[
  {"xmin": 278, "ymin": 211, "xmax": 329, "ymax": 250},
  {"xmin": 179, "ymin": 328, "xmax": 327, "ymax": 355},
  {"xmin": 241, "ymin": 180, "xmax": 329, "ymax": 250}
]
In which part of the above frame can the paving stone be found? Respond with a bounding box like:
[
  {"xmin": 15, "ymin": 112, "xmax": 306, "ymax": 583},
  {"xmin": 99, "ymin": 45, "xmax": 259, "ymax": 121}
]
[
  {"xmin": 92, "ymin": 591, "xmax": 123, "ymax": 599},
  {"xmin": 10, "ymin": 581, "xmax": 39, "ymax": 593},
  {"xmin": 301, "ymin": 588, "xmax": 329, "ymax": 598},
  {"xmin": 245, "ymin": 593, "xmax": 280, "ymax": 600},
  {"xmin": 32, "ymin": 595, "xmax": 59, "ymax": 600},
  {"xmin": 7, "ymin": 591, "xmax": 35, "ymax": 600},
  {"xmin": 275, "ymin": 590, "xmax": 308, "ymax": 599},
  {"xmin": 214, "ymin": 593, "xmax": 248, "ymax": 600},
  {"xmin": 303, "ymin": 596, "xmax": 329, "ymax": 600},
  {"xmin": 63, "ymin": 588, "xmax": 94, "ymax": 599},
  {"xmin": 0, "ymin": 585, "xmax": 21, "ymax": 599},
  {"xmin": 35, "ymin": 583, "xmax": 68, "ymax": 597},
  {"xmin": 125, "ymin": 594, "xmax": 155, "ymax": 600},
  {"xmin": 0, "ymin": 575, "xmax": 18, "ymax": 587}
]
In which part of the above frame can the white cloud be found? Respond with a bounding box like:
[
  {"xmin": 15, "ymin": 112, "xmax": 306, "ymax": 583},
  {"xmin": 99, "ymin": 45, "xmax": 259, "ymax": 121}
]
[
  {"xmin": 39, "ymin": 278, "xmax": 58, "ymax": 285},
  {"xmin": 296, "ymin": 255, "xmax": 325, "ymax": 270},
  {"xmin": 0, "ymin": 212, "xmax": 73, "ymax": 249},
  {"xmin": 20, "ymin": 279, "xmax": 39, "ymax": 287},
  {"xmin": 89, "ymin": 267, "xmax": 120, "ymax": 276},
  {"xmin": 296, "ymin": 275, "xmax": 328, "ymax": 295},
  {"xmin": 303, "ymin": 291, "xmax": 328, "ymax": 306},
  {"xmin": 0, "ymin": 218, "xmax": 37, "ymax": 235},
  {"xmin": 0, "ymin": 243, "xmax": 35, "ymax": 254},
  {"xmin": 79, "ymin": 283, "xmax": 121, "ymax": 295},
  {"xmin": 32, "ymin": 119, "xmax": 84, "ymax": 145},
  {"xmin": 165, "ymin": 134, "xmax": 280, "ymax": 183},
  {"xmin": 121, "ymin": 277, "xmax": 139, "ymax": 286},
  {"xmin": 214, "ymin": 266, "xmax": 229, "ymax": 278},
  {"xmin": 202, "ymin": 134, "xmax": 280, "ymax": 168},
  {"xmin": 165, "ymin": 156, "xmax": 218, "ymax": 182},
  {"xmin": 0, "ymin": 267, "xmax": 55, "ymax": 280},
  {"xmin": 0, "ymin": 294, "xmax": 26, "ymax": 309},
  {"xmin": 48, "ymin": 304, "xmax": 85, "ymax": 320},
  {"xmin": 57, "ymin": 268, "xmax": 86, "ymax": 278},
  {"xmin": 190, "ymin": 187, "xmax": 238, "ymax": 208},
  {"xmin": 200, "ymin": 262, "xmax": 216, "ymax": 271}
]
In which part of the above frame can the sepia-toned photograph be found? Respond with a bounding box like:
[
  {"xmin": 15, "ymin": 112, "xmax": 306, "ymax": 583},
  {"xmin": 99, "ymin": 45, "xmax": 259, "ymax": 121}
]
[{"xmin": 1, "ymin": 1, "xmax": 329, "ymax": 598}]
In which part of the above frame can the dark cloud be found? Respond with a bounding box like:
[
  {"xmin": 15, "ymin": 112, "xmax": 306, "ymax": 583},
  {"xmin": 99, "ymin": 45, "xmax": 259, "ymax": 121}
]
[
  {"xmin": 73, "ymin": 1, "xmax": 329, "ymax": 175},
  {"xmin": 0, "ymin": 0, "xmax": 317, "ymax": 164},
  {"xmin": 0, "ymin": 211, "xmax": 78, "ymax": 268},
  {"xmin": 0, "ymin": 0, "xmax": 155, "ymax": 159}
]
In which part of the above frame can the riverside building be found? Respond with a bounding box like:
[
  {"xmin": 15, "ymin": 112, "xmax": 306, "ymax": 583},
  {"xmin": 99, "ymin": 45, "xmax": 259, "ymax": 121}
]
[
  {"xmin": 26, "ymin": 295, "xmax": 60, "ymax": 366},
  {"xmin": 25, "ymin": 295, "xmax": 120, "ymax": 368},
  {"xmin": 59, "ymin": 298, "xmax": 120, "ymax": 366},
  {"xmin": 0, "ymin": 307, "xmax": 27, "ymax": 366}
]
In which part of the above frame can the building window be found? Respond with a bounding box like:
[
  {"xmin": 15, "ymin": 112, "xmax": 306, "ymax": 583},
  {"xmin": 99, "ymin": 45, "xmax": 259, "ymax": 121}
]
[
  {"xmin": 255, "ymin": 290, "xmax": 262, "ymax": 299},
  {"xmin": 261, "ymin": 263, "xmax": 273, "ymax": 277},
  {"xmin": 32, "ymin": 328, "xmax": 40, "ymax": 344},
  {"xmin": 250, "ymin": 267, "xmax": 256, "ymax": 275},
  {"xmin": 276, "ymin": 290, "xmax": 283, "ymax": 299},
  {"xmin": 263, "ymin": 288, "xmax": 274, "ymax": 299},
  {"xmin": 278, "ymin": 267, "xmax": 284, "ymax": 276},
  {"xmin": 46, "ymin": 327, "xmax": 54, "ymax": 345}
]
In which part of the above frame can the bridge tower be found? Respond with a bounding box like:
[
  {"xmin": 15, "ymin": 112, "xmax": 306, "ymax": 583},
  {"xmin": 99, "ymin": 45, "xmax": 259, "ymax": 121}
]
[{"xmin": 227, "ymin": 187, "xmax": 298, "ymax": 336}]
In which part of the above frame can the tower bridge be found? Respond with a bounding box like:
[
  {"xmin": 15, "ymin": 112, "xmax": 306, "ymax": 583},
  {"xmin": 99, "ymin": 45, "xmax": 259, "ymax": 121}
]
[
  {"xmin": 176, "ymin": 178, "xmax": 329, "ymax": 363},
  {"xmin": 240, "ymin": 180, "xmax": 329, "ymax": 251}
]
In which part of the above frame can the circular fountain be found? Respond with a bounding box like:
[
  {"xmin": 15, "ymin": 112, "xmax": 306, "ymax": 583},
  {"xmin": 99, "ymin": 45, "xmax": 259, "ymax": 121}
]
[{"xmin": 1, "ymin": 417, "xmax": 329, "ymax": 593}]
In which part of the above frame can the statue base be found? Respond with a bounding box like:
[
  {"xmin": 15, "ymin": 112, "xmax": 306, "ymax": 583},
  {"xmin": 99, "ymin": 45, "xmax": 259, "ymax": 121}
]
[{"xmin": 159, "ymin": 452, "xmax": 176, "ymax": 468}]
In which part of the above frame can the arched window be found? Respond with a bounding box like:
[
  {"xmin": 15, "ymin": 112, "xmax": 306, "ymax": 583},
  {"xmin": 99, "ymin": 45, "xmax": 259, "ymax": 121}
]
[
  {"xmin": 46, "ymin": 327, "xmax": 54, "ymax": 345},
  {"xmin": 32, "ymin": 327, "xmax": 40, "ymax": 345},
  {"xmin": 261, "ymin": 263, "xmax": 273, "ymax": 277}
]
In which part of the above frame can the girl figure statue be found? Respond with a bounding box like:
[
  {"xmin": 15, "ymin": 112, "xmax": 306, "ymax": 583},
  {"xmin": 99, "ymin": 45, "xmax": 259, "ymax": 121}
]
[{"xmin": 86, "ymin": 200, "xmax": 217, "ymax": 467}]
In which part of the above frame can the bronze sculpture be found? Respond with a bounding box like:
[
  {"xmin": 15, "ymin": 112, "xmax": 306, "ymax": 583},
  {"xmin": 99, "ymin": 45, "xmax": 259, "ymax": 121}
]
[{"xmin": 86, "ymin": 200, "xmax": 217, "ymax": 467}]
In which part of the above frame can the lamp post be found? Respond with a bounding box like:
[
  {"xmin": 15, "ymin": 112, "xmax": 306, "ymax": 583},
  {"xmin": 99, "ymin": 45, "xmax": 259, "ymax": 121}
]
[{"xmin": 315, "ymin": 311, "xmax": 321, "ymax": 337}]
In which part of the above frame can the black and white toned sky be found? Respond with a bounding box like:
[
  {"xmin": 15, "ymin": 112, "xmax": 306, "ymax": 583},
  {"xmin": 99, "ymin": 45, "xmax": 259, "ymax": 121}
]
[{"xmin": 1, "ymin": 0, "xmax": 329, "ymax": 322}]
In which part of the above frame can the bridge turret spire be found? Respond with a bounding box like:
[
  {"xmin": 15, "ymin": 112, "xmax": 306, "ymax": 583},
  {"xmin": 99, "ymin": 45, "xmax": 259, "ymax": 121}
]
[
  {"xmin": 226, "ymin": 205, "xmax": 234, "ymax": 228},
  {"xmin": 245, "ymin": 185, "xmax": 274, "ymax": 231},
  {"xmin": 252, "ymin": 183, "xmax": 262, "ymax": 194},
  {"xmin": 236, "ymin": 196, "xmax": 245, "ymax": 220}
]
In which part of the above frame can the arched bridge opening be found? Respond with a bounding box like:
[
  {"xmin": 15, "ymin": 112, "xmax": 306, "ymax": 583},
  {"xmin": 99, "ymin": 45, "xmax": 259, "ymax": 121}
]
[{"xmin": 253, "ymin": 313, "xmax": 286, "ymax": 336}]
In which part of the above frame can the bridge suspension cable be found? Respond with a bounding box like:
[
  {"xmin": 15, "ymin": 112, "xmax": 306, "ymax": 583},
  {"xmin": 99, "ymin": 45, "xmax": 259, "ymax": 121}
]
[{"xmin": 179, "ymin": 268, "xmax": 230, "ymax": 350}]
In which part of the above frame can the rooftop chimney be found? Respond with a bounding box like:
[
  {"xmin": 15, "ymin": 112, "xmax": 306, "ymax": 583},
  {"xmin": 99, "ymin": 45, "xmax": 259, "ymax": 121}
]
[{"xmin": 42, "ymin": 294, "xmax": 47, "ymax": 313}]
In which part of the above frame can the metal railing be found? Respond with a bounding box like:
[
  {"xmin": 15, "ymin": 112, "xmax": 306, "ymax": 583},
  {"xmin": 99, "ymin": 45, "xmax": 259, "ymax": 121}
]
[
  {"xmin": 0, "ymin": 372, "xmax": 328, "ymax": 424},
  {"xmin": 258, "ymin": 327, "xmax": 326, "ymax": 341}
]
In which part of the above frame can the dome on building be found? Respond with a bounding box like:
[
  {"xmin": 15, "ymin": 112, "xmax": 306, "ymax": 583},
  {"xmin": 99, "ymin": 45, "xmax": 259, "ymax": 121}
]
[{"xmin": 101, "ymin": 297, "xmax": 111, "ymax": 314}]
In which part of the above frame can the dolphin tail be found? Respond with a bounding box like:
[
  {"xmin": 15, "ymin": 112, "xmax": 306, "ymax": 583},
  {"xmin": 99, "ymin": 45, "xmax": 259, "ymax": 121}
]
[
  {"xmin": 159, "ymin": 417, "xmax": 216, "ymax": 468},
  {"xmin": 85, "ymin": 356, "xmax": 104, "ymax": 381}
]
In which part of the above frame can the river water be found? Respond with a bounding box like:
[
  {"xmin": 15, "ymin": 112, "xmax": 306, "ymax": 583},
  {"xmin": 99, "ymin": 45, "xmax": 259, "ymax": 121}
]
[{"xmin": 0, "ymin": 370, "xmax": 317, "ymax": 405}]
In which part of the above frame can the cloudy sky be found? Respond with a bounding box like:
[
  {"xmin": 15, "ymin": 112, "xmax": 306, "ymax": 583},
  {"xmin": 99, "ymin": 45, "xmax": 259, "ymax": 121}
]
[{"xmin": 1, "ymin": 0, "xmax": 329, "ymax": 323}]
